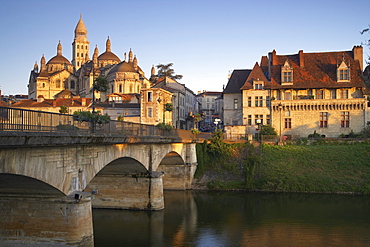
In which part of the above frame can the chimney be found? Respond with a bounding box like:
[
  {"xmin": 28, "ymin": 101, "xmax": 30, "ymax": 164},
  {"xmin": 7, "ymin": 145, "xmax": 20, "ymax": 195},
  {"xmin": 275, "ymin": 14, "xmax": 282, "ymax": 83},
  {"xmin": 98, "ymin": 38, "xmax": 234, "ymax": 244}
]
[
  {"xmin": 353, "ymin": 45, "xmax": 363, "ymax": 71},
  {"xmin": 299, "ymin": 50, "xmax": 304, "ymax": 68},
  {"xmin": 81, "ymin": 98, "xmax": 86, "ymax": 106},
  {"xmin": 52, "ymin": 100, "xmax": 57, "ymax": 107},
  {"xmin": 37, "ymin": 95, "xmax": 44, "ymax": 103},
  {"xmin": 271, "ymin": 49, "xmax": 278, "ymax": 66}
]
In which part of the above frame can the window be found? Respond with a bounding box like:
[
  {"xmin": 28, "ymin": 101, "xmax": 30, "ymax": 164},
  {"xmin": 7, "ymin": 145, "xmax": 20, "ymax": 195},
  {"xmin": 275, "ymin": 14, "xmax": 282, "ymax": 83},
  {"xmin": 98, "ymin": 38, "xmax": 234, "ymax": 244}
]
[
  {"xmin": 148, "ymin": 108, "xmax": 153, "ymax": 118},
  {"xmin": 341, "ymin": 112, "xmax": 349, "ymax": 128},
  {"xmin": 330, "ymin": 89, "xmax": 337, "ymax": 99},
  {"xmin": 254, "ymin": 81, "xmax": 263, "ymax": 90},
  {"xmin": 316, "ymin": 90, "xmax": 324, "ymax": 99},
  {"xmin": 247, "ymin": 115, "xmax": 252, "ymax": 125},
  {"xmin": 340, "ymin": 89, "xmax": 349, "ymax": 99},
  {"xmin": 284, "ymin": 91, "xmax": 291, "ymax": 100},
  {"xmin": 266, "ymin": 115, "xmax": 271, "ymax": 125},
  {"xmin": 320, "ymin": 112, "xmax": 328, "ymax": 128},
  {"xmin": 337, "ymin": 60, "xmax": 350, "ymax": 82},
  {"xmin": 233, "ymin": 99, "xmax": 238, "ymax": 109},
  {"xmin": 148, "ymin": 92, "xmax": 152, "ymax": 102},
  {"xmin": 70, "ymin": 81, "xmax": 75, "ymax": 89},
  {"xmin": 248, "ymin": 97, "xmax": 252, "ymax": 107},
  {"xmin": 266, "ymin": 96, "xmax": 271, "ymax": 107},
  {"xmin": 281, "ymin": 60, "xmax": 293, "ymax": 84},
  {"xmin": 255, "ymin": 96, "xmax": 263, "ymax": 107},
  {"xmin": 284, "ymin": 118, "xmax": 292, "ymax": 129},
  {"xmin": 77, "ymin": 53, "xmax": 79, "ymax": 57},
  {"xmin": 56, "ymin": 79, "xmax": 61, "ymax": 88},
  {"xmin": 119, "ymin": 84, "xmax": 122, "ymax": 93},
  {"xmin": 339, "ymin": 69, "xmax": 349, "ymax": 80},
  {"xmin": 255, "ymin": 115, "xmax": 263, "ymax": 125},
  {"xmin": 77, "ymin": 45, "xmax": 79, "ymax": 49},
  {"xmin": 283, "ymin": 72, "xmax": 292, "ymax": 82}
]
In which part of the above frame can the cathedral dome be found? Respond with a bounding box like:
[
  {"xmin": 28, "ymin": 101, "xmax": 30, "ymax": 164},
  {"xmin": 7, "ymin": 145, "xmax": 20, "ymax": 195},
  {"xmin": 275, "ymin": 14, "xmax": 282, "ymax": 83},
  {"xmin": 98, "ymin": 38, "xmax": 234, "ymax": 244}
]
[
  {"xmin": 108, "ymin": 61, "xmax": 136, "ymax": 74},
  {"xmin": 98, "ymin": 51, "xmax": 120, "ymax": 62},
  {"xmin": 47, "ymin": 55, "xmax": 71, "ymax": 65},
  {"xmin": 98, "ymin": 36, "xmax": 121, "ymax": 64},
  {"xmin": 47, "ymin": 42, "xmax": 71, "ymax": 65}
]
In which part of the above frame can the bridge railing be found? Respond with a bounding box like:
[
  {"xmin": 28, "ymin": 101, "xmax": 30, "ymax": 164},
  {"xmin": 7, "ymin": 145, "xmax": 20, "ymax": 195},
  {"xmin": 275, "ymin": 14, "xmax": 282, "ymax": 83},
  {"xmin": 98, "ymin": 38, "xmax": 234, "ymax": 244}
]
[{"xmin": 0, "ymin": 106, "xmax": 179, "ymax": 138}]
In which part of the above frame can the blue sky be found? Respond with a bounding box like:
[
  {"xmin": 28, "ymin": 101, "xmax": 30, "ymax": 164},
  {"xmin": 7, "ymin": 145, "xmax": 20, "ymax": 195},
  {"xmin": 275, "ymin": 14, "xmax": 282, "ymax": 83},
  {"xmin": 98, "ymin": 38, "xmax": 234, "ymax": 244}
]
[{"xmin": 0, "ymin": 0, "xmax": 369, "ymax": 95}]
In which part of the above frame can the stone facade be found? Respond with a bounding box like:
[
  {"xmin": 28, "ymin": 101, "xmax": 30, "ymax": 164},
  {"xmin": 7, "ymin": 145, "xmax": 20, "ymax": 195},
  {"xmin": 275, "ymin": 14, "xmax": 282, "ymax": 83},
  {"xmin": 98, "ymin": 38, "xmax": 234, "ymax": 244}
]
[
  {"xmin": 223, "ymin": 46, "xmax": 368, "ymax": 139},
  {"xmin": 28, "ymin": 15, "xmax": 152, "ymax": 102}
]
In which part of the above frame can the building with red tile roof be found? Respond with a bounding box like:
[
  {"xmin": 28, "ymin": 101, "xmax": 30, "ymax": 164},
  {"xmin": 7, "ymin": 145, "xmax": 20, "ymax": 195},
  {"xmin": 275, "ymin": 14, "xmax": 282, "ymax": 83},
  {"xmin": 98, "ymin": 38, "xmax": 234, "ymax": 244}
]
[
  {"xmin": 223, "ymin": 46, "xmax": 369, "ymax": 139},
  {"xmin": 11, "ymin": 97, "xmax": 93, "ymax": 115}
]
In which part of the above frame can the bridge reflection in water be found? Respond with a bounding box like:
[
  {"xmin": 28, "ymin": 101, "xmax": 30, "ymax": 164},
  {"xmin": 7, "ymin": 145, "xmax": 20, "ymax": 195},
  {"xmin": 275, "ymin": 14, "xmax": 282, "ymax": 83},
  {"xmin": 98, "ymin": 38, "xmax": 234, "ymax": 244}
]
[
  {"xmin": 94, "ymin": 190, "xmax": 370, "ymax": 247},
  {"xmin": 0, "ymin": 107, "xmax": 206, "ymax": 246}
]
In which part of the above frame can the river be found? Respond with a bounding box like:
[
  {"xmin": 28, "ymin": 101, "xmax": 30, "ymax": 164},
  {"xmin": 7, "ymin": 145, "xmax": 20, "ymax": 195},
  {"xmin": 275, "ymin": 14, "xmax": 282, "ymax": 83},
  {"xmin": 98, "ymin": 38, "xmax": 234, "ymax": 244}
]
[{"xmin": 93, "ymin": 190, "xmax": 370, "ymax": 246}]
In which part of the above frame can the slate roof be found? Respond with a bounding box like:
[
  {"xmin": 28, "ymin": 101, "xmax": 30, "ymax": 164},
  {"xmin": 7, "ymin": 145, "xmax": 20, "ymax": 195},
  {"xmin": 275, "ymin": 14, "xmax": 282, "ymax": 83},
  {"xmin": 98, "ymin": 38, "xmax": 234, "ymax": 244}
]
[
  {"xmin": 223, "ymin": 69, "xmax": 252, "ymax": 93},
  {"xmin": 260, "ymin": 49, "xmax": 365, "ymax": 89}
]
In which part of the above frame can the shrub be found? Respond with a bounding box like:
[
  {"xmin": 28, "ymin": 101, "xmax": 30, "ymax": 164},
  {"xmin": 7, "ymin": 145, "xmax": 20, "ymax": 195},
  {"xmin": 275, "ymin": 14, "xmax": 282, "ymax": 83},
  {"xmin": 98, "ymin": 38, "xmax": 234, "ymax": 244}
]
[
  {"xmin": 156, "ymin": 122, "xmax": 173, "ymax": 130},
  {"xmin": 56, "ymin": 124, "xmax": 79, "ymax": 131},
  {"xmin": 73, "ymin": 111, "xmax": 111, "ymax": 124}
]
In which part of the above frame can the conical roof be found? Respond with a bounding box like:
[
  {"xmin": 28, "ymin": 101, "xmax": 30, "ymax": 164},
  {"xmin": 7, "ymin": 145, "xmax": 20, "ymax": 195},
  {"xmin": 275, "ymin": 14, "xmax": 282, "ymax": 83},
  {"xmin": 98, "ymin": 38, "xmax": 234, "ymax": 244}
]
[{"xmin": 75, "ymin": 14, "xmax": 87, "ymax": 37}]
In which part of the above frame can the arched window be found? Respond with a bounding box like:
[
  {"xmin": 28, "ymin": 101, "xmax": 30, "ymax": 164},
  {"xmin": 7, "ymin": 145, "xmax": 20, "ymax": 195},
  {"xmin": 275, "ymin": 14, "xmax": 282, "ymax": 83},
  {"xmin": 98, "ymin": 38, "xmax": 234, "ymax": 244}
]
[
  {"xmin": 77, "ymin": 45, "xmax": 79, "ymax": 49},
  {"xmin": 56, "ymin": 79, "xmax": 61, "ymax": 88},
  {"xmin": 70, "ymin": 81, "xmax": 75, "ymax": 89},
  {"xmin": 119, "ymin": 84, "xmax": 122, "ymax": 92},
  {"xmin": 77, "ymin": 53, "xmax": 79, "ymax": 57}
]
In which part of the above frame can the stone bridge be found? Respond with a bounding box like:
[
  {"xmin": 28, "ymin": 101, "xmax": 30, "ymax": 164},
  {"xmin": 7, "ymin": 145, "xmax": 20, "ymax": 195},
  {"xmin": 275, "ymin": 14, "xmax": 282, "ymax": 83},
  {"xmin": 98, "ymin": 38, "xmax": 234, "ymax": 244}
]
[{"xmin": 0, "ymin": 131, "xmax": 199, "ymax": 246}]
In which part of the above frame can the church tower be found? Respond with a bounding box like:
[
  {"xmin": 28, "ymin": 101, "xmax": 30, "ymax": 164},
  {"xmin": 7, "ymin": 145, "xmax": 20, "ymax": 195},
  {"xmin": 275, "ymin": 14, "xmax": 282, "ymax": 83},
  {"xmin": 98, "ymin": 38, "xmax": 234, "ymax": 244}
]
[{"xmin": 72, "ymin": 14, "xmax": 90, "ymax": 71}]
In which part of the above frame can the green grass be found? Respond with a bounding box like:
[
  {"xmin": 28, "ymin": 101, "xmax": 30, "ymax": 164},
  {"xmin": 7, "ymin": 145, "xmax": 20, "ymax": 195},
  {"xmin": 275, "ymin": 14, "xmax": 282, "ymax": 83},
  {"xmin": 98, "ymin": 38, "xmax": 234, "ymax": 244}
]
[
  {"xmin": 197, "ymin": 142, "xmax": 370, "ymax": 194},
  {"xmin": 258, "ymin": 144, "xmax": 370, "ymax": 194}
]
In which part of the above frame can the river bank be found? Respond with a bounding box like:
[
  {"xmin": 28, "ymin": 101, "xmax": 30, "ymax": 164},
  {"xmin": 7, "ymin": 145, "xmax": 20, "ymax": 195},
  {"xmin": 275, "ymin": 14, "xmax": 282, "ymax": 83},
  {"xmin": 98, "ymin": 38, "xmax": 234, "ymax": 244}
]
[{"xmin": 193, "ymin": 142, "xmax": 370, "ymax": 194}]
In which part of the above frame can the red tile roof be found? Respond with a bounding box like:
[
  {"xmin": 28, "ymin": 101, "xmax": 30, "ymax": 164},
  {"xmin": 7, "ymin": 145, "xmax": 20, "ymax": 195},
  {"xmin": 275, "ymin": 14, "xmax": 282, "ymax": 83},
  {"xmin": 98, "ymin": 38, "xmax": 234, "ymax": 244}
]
[
  {"xmin": 11, "ymin": 98, "xmax": 92, "ymax": 108},
  {"xmin": 240, "ymin": 63, "xmax": 269, "ymax": 90},
  {"xmin": 260, "ymin": 49, "xmax": 364, "ymax": 89}
]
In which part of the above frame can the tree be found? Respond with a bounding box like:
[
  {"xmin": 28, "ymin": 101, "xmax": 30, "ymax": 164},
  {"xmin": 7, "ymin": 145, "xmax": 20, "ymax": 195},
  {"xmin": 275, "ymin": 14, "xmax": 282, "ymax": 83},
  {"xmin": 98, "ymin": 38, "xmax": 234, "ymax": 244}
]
[
  {"xmin": 93, "ymin": 75, "xmax": 110, "ymax": 93},
  {"xmin": 154, "ymin": 63, "xmax": 183, "ymax": 81},
  {"xmin": 59, "ymin": 105, "xmax": 68, "ymax": 114},
  {"xmin": 260, "ymin": 125, "xmax": 277, "ymax": 136}
]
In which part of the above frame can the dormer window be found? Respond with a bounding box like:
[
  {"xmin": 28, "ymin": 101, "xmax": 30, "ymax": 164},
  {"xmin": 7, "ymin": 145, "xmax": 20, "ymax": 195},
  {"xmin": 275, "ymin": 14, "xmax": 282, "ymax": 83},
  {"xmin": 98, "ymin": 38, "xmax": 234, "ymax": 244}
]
[
  {"xmin": 281, "ymin": 60, "xmax": 293, "ymax": 85},
  {"xmin": 253, "ymin": 79, "xmax": 264, "ymax": 90},
  {"xmin": 337, "ymin": 60, "xmax": 350, "ymax": 82}
]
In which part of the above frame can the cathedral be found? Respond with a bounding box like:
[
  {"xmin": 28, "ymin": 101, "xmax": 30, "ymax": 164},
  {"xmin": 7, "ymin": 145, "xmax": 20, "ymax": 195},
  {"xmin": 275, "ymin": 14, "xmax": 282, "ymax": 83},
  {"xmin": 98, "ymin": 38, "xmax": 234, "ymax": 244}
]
[{"xmin": 28, "ymin": 15, "xmax": 152, "ymax": 101}]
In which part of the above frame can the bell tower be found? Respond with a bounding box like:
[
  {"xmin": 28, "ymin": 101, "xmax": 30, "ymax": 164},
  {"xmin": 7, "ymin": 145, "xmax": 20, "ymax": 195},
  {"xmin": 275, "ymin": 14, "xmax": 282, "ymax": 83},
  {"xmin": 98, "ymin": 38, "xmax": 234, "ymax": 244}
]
[{"xmin": 72, "ymin": 14, "xmax": 90, "ymax": 71}]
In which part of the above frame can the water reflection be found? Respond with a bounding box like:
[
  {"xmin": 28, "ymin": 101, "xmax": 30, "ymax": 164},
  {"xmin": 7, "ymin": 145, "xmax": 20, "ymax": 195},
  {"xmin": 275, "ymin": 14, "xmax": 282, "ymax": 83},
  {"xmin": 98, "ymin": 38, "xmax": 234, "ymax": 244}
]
[{"xmin": 93, "ymin": 191, "xmax": 370, "ymax": 246}]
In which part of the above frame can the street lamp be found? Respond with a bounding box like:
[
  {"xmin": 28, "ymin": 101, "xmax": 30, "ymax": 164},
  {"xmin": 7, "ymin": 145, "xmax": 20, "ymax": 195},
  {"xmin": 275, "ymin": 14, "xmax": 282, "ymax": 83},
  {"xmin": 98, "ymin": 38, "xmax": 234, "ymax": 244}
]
[
  {"xmin": 214, "ymin": 118, "xmax": 221, "ymax": 130},
  {"xmin": 278, "ymin": 103, "xmax": 283, "ymax": 142},
  {"xmin": 256, "ymin": 119, "xmax": 262, "ymax": 154}
]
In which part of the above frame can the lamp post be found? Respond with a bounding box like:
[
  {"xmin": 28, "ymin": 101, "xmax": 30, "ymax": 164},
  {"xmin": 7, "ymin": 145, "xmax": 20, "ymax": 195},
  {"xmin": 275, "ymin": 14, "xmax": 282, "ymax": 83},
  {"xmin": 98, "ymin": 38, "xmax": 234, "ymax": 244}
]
[
  {"xmin": 214, "ymin": 118, "xmax": 221, "ymax": 130},
  {"xmin": 278, "ymin": 103, "xmax": 283, "ymax": 142},
  {"xmin": 256, "ymin": 119, "xmax": 262, "ymax": 154}
]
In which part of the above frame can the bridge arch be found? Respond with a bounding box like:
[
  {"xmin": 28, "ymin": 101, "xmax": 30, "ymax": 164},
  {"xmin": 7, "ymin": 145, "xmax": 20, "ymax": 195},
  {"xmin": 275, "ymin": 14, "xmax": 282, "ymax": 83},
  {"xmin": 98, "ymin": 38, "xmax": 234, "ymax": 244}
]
[
  {"xmin": 0, "ymin": 173, "xmax": 65, "ymax": 196},
  {"xmin": 84, "ymin": 156, "xmax": 162, "ymax": 210}
]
